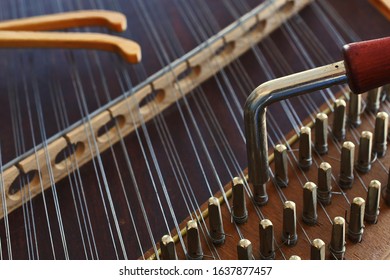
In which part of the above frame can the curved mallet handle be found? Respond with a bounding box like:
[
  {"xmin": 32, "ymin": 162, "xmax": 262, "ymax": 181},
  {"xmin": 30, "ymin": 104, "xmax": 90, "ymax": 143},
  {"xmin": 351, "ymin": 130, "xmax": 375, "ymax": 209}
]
[
  {"xmin": 0, "ymin": 31, "xmax": 141, "ymax": 64},
  {"xmin": 0, "ymin": 10, "xmax": 127, "ymax": 32}
]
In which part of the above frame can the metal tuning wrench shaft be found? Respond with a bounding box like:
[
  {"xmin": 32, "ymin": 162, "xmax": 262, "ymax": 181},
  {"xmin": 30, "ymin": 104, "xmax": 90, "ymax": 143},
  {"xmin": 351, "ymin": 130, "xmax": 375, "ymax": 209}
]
[
  {"xmin": 245, "ymin": 37, "xmax": 390, "ymax": 205},
  {"xmin": 0, "ymin": 10, "xmax": 141, "ymax": 63}
]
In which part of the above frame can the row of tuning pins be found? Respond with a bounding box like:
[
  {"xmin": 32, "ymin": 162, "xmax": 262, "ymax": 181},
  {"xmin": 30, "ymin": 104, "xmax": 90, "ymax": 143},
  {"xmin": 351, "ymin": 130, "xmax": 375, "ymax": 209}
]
[
  {"xmin": 274, "ymin": 87, "xmax": 390, "ymax": 200},
  {"xmin": 252, "ymin": 194, "xmax": 384, "ymax": 260},
  {"xmin": 159, "ymin": 204, "xmax": 221, "ymax": 260},
  {"xmin": 159, "ymin": 203, "xmax": 349, "ymax": 260},
  {"xmin": 159, "ymin": 87, "xmax": 390, "ymax": 260},
  {"xmin": 237, "ymin": 192, "xmax": 368, "ymax": 260},
  {"xmin": 159, "ymin": 219, "xmax": 205, "ymax": 260},
  {"xmin": 160, "ymin": 155, "xmax": 372, "ymax": 258},
  {"xmin": 266, "ymin": 86, "xmax": 390, "ymax": 259},
  {"xmin": 159, "ymin": 177, "xmax": 249, "ymax": 260},
  {"xmin": 274, "ymin": 93, "xmax": 388, "ymax": 190},
  {"xmin": 159, "ymin": 181, "xmax": 370, "ymax": 260},
  {"xmin": 237, "ymin": 213, "xmax": 346, "ymax": 260}
]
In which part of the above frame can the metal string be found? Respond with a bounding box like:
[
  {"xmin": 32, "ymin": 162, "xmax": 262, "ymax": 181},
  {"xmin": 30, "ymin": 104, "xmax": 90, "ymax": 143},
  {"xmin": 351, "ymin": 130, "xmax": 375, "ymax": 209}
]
[{"xmin": 133, "ymin": 0, "xmax": 222, "ymax": 258}]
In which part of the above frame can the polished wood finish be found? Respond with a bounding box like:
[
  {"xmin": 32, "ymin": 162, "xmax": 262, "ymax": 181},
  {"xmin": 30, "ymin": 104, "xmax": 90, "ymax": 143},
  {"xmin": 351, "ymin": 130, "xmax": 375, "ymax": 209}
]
[
  {"xmin": 0, "ymin": 10, "xmax": 127, "ymax": 32},
  {"xmin": 370, "ymin": 0, "xmax": 390, "ymax": 20},
  {"xmin": 343, "ymin": 37, "xmax": 390, "ymax": 94},
  {"xmin": 0, "ymin": 31, "xmax": 141, "ymax": 63},
  {"xmin": 0, "ymin": 11, "xmax": 140, "ymax": 63}
]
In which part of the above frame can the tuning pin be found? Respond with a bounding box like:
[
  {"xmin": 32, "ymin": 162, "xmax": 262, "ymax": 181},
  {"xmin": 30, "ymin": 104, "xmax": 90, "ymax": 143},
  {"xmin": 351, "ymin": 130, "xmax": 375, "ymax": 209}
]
[
  {"xmin": 355, "ymin": 131, "xmax": 373, "ymax": 173},
  {"xmin": 232, "ymin": 177, "xmax": 248, "ymax": 224},
  {"xmin": 339, "ymin": 141, "xmax": 355, "ymax": 189},
  {"xmin": 382, "ymin": 84, "xmax": 390, "ymax": 101},
  {"xmin": 373, "ymin": 112, "xmax": 388, "ymax": 157},
  {"xmin": 299, "ymin": 126, "xmax": 312, "ymax": 170},
  {"xmin": 315, "ymin": 113, "xmax": 328, "ymax": 155},
  {"xmin": 259, "ymin": 219, "xmax": 275, "ymax": 260},
  {"xmin": 186, "ymin": 219, "xmax": 203, "ymax": 260},
  {"xmin": 302, "ymin": 182, "xmax": 318, "ymax": 225},
  {"xmin": 160, "ymin": 234, "xmax": 177, "ymax": 260},
  {"xmin": 282, "ymin": 201, "xmax": 298, "ymax": 246},
  {"xmin": 365, "ymin": 180, "xmax": 381, "ymax": 224},
  {"xmin": 348, "ymin": 92, "xmax": 361, "ymax": 127},
  {"xmin": 289, "ymin": 255, "xmax": 301, "ymax": 260},
  {"xmin": 310, "ymin": 238, "xmax": 325, "ymax": 260},
  {"xmin": 237, "ymin": 239, "xmax": 253, "ymax": 260},
  {"xmin": 329, "ymin": 216, "xmax": 346, "ymax": 260},
  {"xmin": 366, "ymin": 88, "xmax": 381, "ymax": 113},
  {"xmin": 348, "ymin": 197, "xmax": 365, "ymax": 243},
  {"xmin": 384, "ymin": 167, "xmax": 390, "ymax": 206},
  {"xmin": 208, "ymin": 197, "xmax": 225, "ymax": 245},
  {"xmin": 380, "ymin": 86, "xmax": 387, "ymax": 101},
  {"xmin": 317, "ymin": 162, "xmax": 332, "ymax": 205},
  {"xmin": 274, "ymin": 144, "xmax": 289, "ymax": 187},
  {"xmin": 332, "ymin": 99, "xmax": 346, "ymax": 141}
]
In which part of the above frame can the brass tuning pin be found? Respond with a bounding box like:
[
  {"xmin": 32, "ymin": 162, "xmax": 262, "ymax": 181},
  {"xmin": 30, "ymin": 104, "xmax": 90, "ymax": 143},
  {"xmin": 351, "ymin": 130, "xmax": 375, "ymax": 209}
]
[
  {"xmin": 186, "ymin": 219, "xmax": 203, "ymax": 260},
  {"xmin": 329, "ymin": 216, "xmax": 346, "ymax": 260},
  {"xmin": 373, "ymin": 112, "xmax": 388, "ymax": 157},
  {"xmin": 237, "ymin": 239, "xmax": 253, "ymax": 260},
  {"xmin": 310, "ymin": 239, "xmax": 325, "ymax": 260},
  {"xmin": 208, "ymin": 197, "xmax": 225, "ymax": 245},
  {"xmin": 299, "ymin": 126, "xmax": 312, "ymax": 170},
  {"xmin": 332, "ymin": 99, "xmax": 346, "ymax": 141},
  {"xmin": 317, "ymin": 162, "xmax": 332, "ymax": 205},
  {"xmin": 348, "ymin": 92, "xmax": 362, "ymax": 127},
  {"xmin": 364, "ymin": 180, "xmax": 381, "ymax": 224},
  {"xmin": 366, "ymin": 87, "xmax": 381, "ymax": 113},
  {"xmin": 355, "ymin": 131, "xmax": 373, "ymax": 173},
  {"xmin": 348, "ymin": 197, "xmax": 365, "ymax": 243},
  {"xmin": 274, "ymin": 144, "xmax": 289, "ymax": 187},
  {"xmin": 315, "ymin": 113, "xmax": 329, "ymax": 155},
  {"xmin": 302, "ymin": 182, "xmax": 318, "ymax": 225},
  {"xmin": 232, "ymin": 177, "xmax": 248, "ymax": 224},
  {"xmin": 339, "ymin": 141, "xmax": 355, "ymax": 189},
  {"xmin": 383, "ymin": 84, "xmax": 390, "ymax": 101},
  {"xmin": 282, "ymin": 201, "xmax": 298, "ymax": 246},
  {"xmin": 384, "ymin": 167, "xmax": 390, "ymax": 206},
  {"xmin": 160, "ymin": 234, "xmax": 177, "ymax": 260},
  {"xmin": 259, "ymin": 219, "xmax": 275, "ymax": 260}
]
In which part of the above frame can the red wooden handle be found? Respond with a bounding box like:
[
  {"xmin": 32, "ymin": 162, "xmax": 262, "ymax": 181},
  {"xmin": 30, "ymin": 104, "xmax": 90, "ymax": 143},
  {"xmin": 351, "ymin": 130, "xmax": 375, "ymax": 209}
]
[{"xmin": 343, "ymin": 37, "xmax": 390, "ymax": 94}]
